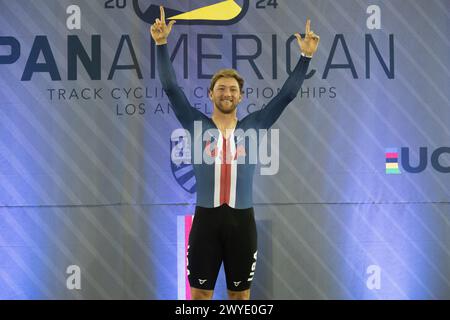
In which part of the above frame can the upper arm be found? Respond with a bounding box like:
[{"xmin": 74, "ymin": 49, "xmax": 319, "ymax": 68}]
[
  {"xmin": 157, "ymin": 44, "xmax": 196, "ymax": 128},
  {"xmin": 248, "ymin": 55, "xmax": 311, "ymax": 130}
]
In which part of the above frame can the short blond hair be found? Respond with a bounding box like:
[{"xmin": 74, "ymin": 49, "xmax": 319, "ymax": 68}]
[{"xmin": 209, "ymin": 69, "xmax": 244, "ymax": 93}]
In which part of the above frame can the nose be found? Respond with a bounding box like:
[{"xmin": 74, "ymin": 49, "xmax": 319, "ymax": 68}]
[{"xmin": 224, "ymin": 88, "xmax": 236, "ymax": 98}]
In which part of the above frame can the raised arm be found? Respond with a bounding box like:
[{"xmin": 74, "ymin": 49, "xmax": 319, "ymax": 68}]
[
  {"xmin": 151, "ymin": 6, "xmax": 197, "ymax": 128},
  {"xmin": 245, "ymin": 19, "xmax": 320, "ymax": 130}
]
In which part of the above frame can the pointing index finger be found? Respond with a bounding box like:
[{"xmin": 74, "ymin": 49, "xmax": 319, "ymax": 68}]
[
  {"xmin": 160, "ymin": 6, "xmax": 165, "ymax": 24},
  {"xmin": 305, "ymin": 18, "xmax": 310, "ymax": 34}
]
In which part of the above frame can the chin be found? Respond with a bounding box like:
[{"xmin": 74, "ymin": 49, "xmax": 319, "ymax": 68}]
[
  {"xmin": 216, "ymin": 103, "xmax": 236, "ymax": 114},
  {"xmin": 219, "ymin": 106, "xmax": 237, "ymax": 114}
]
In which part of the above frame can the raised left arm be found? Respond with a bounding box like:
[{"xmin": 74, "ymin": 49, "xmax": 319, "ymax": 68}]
[{"xmin": 244, "ymin": 19, "xmax": 319, "ymax": 130}]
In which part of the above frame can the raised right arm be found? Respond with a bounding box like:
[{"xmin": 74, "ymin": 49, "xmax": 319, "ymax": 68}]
[{"xmin": 151, "ymin": 6, "xmax": 196, "ymax": 128}]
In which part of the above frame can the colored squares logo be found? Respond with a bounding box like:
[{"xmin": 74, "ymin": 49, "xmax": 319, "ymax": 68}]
[{"xmin": 385, "ymin": 148, "xmax": 401, "ymax": 174}]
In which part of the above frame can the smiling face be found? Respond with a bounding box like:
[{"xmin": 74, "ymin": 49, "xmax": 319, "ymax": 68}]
[{"xmin": 209, "ymin": 77, "xmax": 243, "ymax": 114}]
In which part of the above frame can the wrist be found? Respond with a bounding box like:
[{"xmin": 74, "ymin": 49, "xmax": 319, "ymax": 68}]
[
  {"xmin": 301, "ymin": 52, "xmax": 313, "ymax": 58},
  {"xmin": 155, "ymin": 39, "xmax": 168, "ymax": 45}
]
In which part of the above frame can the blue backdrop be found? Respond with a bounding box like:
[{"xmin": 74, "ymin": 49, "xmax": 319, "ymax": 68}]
[{"xmin": 0, "ymin": 0, "xmax": 449, "ymax": 299}]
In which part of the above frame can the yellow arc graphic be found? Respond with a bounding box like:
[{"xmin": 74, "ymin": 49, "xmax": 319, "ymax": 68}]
[{"xmin": 168, "ymin": 0, "xmax": 242, "ymax": 21}]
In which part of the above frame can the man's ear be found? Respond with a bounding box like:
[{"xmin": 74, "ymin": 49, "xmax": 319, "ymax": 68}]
[{"xmin": 208, "ymin": 90, "xmax": 213, "ymax": 100}]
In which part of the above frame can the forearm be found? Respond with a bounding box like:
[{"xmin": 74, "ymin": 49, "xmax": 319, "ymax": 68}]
[
  {"xmin": 156, "ymin": 44, "xmax": 179, "ymax": 93},
  {"xmin": 279, "ymin": 55, "xmax": 311, "ymax": 101}
]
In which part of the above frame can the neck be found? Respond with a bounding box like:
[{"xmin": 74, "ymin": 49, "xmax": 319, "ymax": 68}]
[{"xmin": 211, "ymin": 107, "xmax": 237, "ymax": 129}]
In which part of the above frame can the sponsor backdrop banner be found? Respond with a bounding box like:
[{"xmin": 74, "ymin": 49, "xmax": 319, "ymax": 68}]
[{"xmin": 0, "ymin": 0, "xmax": 449, "ymax": 299}]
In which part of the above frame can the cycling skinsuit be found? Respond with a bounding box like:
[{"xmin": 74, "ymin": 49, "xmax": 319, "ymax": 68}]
[{"xmin": 157, "ymin": 44, "xmax": 310, "ymax": 291}]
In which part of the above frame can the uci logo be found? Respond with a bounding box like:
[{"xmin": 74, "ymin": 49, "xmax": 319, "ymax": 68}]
[
  {"xmin": 132, "ymin": 0, "xmax": 249, "ymax": 25},
  {"xmin": 385, "ymin": 147, "xmax": 450, "ymax": 174}
]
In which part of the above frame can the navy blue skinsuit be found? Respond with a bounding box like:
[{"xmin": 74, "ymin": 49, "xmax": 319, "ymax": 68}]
[{"xmin": 158, "ymin": 44, "xmax": 311, "ymax": 209}]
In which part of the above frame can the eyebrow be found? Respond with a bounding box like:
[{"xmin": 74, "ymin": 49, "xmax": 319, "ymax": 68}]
[{"xmin": 217, "ymin": 85, "xmax": 238, "ymax": 88}]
